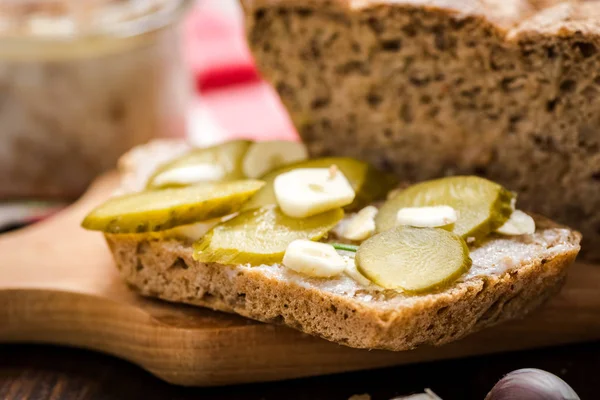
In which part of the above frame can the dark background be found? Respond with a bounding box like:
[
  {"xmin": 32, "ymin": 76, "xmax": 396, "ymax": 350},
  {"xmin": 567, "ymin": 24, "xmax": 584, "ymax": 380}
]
[{"xmin": 1, "ymin": 341, "xmax": 597, "ymax": 400}]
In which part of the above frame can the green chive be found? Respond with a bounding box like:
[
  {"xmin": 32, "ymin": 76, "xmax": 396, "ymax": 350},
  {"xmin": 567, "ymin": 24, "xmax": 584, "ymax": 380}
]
[{"xmin": 331, "ymin": 243, "xmax": 359, "ymax": 252}]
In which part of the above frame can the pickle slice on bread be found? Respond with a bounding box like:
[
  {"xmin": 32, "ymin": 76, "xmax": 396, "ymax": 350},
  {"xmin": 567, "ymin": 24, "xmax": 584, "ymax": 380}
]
[
  {"xmin": 376, "ymin": 176, "xmax": 514, "ymax": 240},
  {"xmin": 147, "ymin": 140, "xmax": 252, "ymax": 189},
  {"xmin": 82, "ymin": 180, "xmax": 264, "ymax": 234},
  {"xmin": 242, "ymin": 157, "xmax": 397, "ymax": 212},
  {"xmin": 194, "ymin": 206, "xmax": 343, "ymax": 266},
  {"xmin": 356, "ymin": 226, "xmax": 471, "ymax": 293}
]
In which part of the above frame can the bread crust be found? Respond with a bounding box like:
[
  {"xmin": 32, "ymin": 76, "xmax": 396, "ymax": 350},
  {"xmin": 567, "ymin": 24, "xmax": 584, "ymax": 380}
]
[{"xmin": 240, "ymin": 0, "xmax": 573, "ymax": 32}]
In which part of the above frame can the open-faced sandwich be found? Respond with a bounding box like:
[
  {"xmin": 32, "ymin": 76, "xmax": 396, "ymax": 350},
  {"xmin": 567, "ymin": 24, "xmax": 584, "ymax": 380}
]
[{"xmin": 82, "ymin": 139, "xmax": 581, "ymax": 351}]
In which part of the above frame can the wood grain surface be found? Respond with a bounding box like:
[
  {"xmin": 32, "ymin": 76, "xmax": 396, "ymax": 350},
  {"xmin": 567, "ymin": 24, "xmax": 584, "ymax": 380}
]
[
  {"xmin": 1, "ymin": 173, "xmax": 599, "ymax": 387},
  {"xmin": 1, "ymin": 342, "xmax": 599, "ymax": 399}
]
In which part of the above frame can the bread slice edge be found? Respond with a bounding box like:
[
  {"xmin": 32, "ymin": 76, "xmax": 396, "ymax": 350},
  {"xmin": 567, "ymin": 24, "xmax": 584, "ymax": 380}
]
[{"xmin": 107, "ymin": 232, "xmax": 580, "ymax": 351}]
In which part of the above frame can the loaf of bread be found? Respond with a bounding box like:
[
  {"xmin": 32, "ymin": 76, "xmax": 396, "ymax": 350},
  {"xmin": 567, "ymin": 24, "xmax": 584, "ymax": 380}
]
[
  {"xmin": 241, "ymin": 0, "xmax": 600, "ymax": 259},
  {"xmin": 104, "ymin": 140, "xmax": 581, "ymax": 351}
]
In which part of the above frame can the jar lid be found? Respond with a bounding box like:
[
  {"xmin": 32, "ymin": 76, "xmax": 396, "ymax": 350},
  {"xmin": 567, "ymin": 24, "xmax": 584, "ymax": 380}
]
[{"xmin": 0, "ymin": 0, "xmax": 192, "ymax": 39}]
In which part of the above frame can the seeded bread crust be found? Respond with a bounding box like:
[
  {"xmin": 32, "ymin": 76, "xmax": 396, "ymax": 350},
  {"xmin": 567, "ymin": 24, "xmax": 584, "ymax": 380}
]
[
  {"xmin": 104, "ymin": 141, "xmax": 581, "ymax": 351},
  {"xmin": 241, "ymin": 0, "xmax": 600, "ymax": 260},
  {"xmin": 108, "ymin": 231, "xmax": 578, "ymax": 351}
]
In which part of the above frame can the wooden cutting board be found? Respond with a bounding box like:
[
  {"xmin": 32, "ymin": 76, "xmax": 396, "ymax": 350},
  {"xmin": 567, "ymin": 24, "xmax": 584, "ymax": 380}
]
[{"xmin": 1, "ymin": 174, "xmax": 599, "ymax": 387}]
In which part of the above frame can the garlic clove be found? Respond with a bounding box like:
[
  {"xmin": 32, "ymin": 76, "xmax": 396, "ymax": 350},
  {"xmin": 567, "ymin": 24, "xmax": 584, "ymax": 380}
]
[
  {"xmin": 485, "ymin": 368, "xmax": 579, "ymax": 400},
  {"xmin": 496, "ymin": 210, "xmax": 536, "ymax": 235},
  {"xmin": 283, "ymin": 240, "xmax": 346, "ymax": 278},
  {"xmin": 343, "ymin": 257, "xmax": 373, "ymax": 287},
  {"xmin": 274, "ymin": 167, "xmax": 355, "ymax": 218},
  {"xmin": 341, "ymin": 205, "xmax": 378, "ymax": 241}
]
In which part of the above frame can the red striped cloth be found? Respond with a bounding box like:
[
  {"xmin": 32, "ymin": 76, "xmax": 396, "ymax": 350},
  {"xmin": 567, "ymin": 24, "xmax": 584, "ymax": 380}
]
[
  {"xmin": 185, "ymin": 1, "xmax": 297, "ymax": 142},
  {"xmin": 185, "ymin": 1, "xmax": 260, "ymax": 92}
]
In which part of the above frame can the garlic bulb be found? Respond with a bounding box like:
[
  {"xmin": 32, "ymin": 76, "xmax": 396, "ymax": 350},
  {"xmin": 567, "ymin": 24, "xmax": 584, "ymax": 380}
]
[{"xmin": 485, "ymin": 368, "xmax": 579, "ymax": 400}]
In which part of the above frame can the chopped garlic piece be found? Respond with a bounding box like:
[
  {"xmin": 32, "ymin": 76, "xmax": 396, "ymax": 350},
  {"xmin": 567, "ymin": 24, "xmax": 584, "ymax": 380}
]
[
  {"xmin": 496, "ymin": 210, "xmax": 535, "ymax": 235},
  {"xmin": 283, "ymin": 240, "xmax": 346, "ymax": 278},
  {"xmin": 341, "ymin": 206, "xmax": 378, "ymax": 241},
  {"xmin": 152, "ymin": 164, "xmax": 226, "ymax": 187},
  {"xmin": 396, "ymin": 205, "xmax": 457, "ymax": 228},
  {"xmin": 242, "ymin": 140, "xmax": 308, "ymax": 178},
  {"xmin": 167, "ymin": 219, "xmax": 222, "ymax": 241},
  {"xmin": 274, "ymin": 168, "xmax": 355, "ymax": 218},
  {"xmin": 510, "ymin": 196, "xmax": 517, "ymax": 210},
  {"xmin": 343, "ymin": 257, "xmax": 373, "ymax": 286}
]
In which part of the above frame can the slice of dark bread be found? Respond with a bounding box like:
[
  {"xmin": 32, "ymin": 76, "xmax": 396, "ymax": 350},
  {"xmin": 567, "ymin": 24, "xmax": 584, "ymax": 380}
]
[
  {"xmin": 104, "ymin": 140, "xmax": 581, "ymax": 351},
  {"xmin": 240, "ymin": 0, "xmax": 600, "ymax": 260}
]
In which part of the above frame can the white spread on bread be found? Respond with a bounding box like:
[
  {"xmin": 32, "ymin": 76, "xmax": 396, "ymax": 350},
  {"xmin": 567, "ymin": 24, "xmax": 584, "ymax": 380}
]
[{"xmin": 240, "ymin": 225, "xmax": 575, "ymax": 300}]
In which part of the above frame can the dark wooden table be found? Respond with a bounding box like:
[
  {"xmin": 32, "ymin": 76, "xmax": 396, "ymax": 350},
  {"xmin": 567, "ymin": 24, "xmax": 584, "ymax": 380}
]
[{"xmin": 1, "ymin": 341, "xmax": 598, "ymax": 400}]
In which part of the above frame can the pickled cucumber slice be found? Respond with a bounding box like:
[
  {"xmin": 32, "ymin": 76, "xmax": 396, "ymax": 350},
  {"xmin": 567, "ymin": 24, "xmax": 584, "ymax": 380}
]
[
  {"xmin": 82, "ymin": 180, "xmax": 264, "ymax": 234},
  {"xmin": 242, "ymin": 157, "xmax": 397, "ymax": 212},
  {"xmin": 147, "ymin": 140, "xmax": 252, "ymax": 188},
  {"xmin": 356, "ymin": 226, "xmax": 471, "ymax": 292},
  {"xmin": 193, "ymin": 206, "xmax": 344, "ymax": 266},
  {"xmin": 376, "ymin": 176, "xmax": 514, "ymax": 240}
]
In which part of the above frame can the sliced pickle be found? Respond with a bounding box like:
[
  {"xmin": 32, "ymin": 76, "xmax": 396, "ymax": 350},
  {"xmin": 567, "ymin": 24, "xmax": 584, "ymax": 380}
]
[
  {"xmin": 82, "ymin": 180, "xmax": 264, "ymax": 234},
  {"xmin": 356, "ymin": 226, "xmax": 471, "ymax": 293},
  {"xmin": 376, "ymin": 176, "xmax": 514, "ymax": 240},
  {"xmin": 193, "ymin": 206, "xmax": 343, "ymax": 266},
  {"xmin": 147, "ymin": 140, "xmax": 252, "ymax": 188},
  {"xmin": 242, "ymin": 157, "xmax": 397, "ymax": 212}
]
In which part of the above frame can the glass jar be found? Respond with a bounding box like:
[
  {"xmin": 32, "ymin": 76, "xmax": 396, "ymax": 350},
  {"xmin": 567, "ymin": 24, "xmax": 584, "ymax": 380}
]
[{"xmin": 0, "ymin": 0, "xmax": 193, "ymax": 198}]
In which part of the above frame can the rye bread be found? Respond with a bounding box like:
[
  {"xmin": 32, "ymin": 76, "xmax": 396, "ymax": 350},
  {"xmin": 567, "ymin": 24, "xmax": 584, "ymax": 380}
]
[
  {"xmin": 240, "ymin": 0, "xmax": 600, "ymax": 260},
  {"xmin": 104, "ymin": 140, "xmax": 581, "ymax": 351}
]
